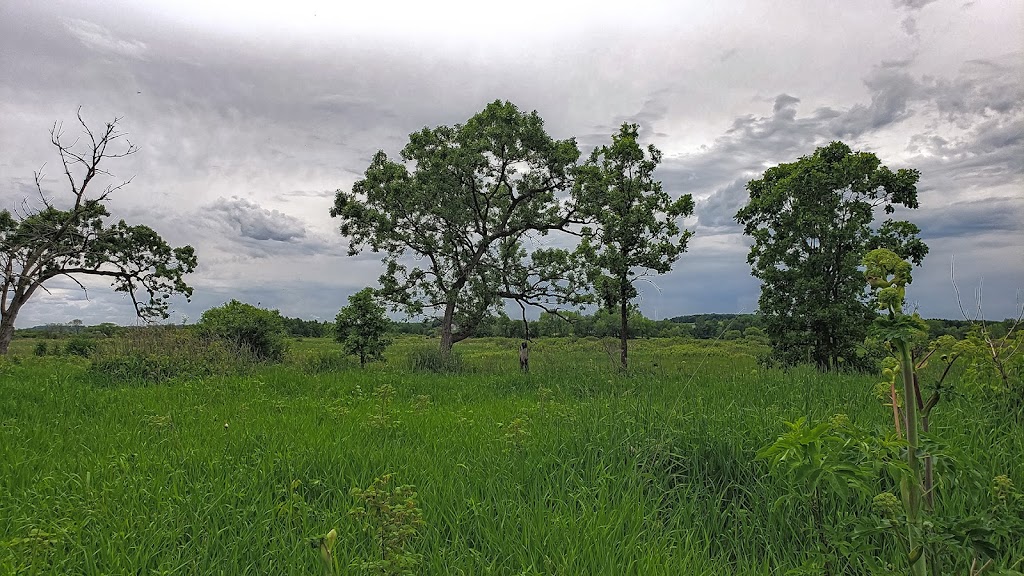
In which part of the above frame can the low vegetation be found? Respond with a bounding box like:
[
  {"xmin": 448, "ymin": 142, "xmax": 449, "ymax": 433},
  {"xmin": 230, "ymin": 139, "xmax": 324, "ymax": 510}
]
[{"xmin": 1, "ymin": 334, "xmax": 1021, "ymax": 574}]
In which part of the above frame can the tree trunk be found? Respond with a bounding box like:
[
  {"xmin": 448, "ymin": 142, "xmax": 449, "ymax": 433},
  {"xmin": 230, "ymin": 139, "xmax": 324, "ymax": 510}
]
[
  {"xmin": 619, "ymin": 282, "xmax": 628, "ymax": 371},
  {"xmin": 0, "ymin": 315, "xmax": 15, "ymax": 355},
  {"xmin": 440, "ymin": 302, "xmax": 456, "ymax": 355},
  {"xmin": 0, "ymin": 301, "xmax": 23, "ymax": 355}
]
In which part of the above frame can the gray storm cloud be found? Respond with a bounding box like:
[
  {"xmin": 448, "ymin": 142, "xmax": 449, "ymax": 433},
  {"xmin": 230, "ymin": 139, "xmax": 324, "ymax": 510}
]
[
  {"xmin": 204, "ymin": 197, "xmax": 307, "ymax": 243},
  {"xmin": 1, "ymin": 0, "xmax": 1021, "ymax": 325}
]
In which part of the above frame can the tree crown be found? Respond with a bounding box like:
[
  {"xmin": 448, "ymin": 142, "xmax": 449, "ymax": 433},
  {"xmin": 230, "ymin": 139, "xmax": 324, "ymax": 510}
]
[
  {"xmin": 330, "ymin": 100, "xmax": 588, "ymax": 347},
  {"xmin": 1, "ymin": 111, "xmax": 196, "ymax": 352}
]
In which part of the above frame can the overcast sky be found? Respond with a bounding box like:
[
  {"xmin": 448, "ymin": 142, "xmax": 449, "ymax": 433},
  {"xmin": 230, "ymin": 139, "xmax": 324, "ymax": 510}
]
[{"xmin": 1, "ymin": 0, "xmax": 1021, "ymax": 327}]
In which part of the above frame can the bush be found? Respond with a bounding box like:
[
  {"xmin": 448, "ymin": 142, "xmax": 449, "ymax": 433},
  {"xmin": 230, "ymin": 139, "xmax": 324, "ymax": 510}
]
[
  {"xmin": 407, "ymin": 346, "xmax": 463, "ymax": 373},
  {"xmin": 64, "ymin": 336, "xmax": 97, "ymax": 358},
  {"xmin": 197, "ymin": 300, "xmax": 287, "ymax": 362},
  {"xmin": 743, "ymin": 327, "xmax": 770, "ymax": 345},
  {"xmin": 33, "ymin": 342, "xmax": 48, "ymax": 356}
]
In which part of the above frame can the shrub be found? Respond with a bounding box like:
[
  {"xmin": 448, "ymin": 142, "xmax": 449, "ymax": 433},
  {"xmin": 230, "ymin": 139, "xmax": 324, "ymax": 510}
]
[
  {"xmin": 197, "ymin": 300, "xmax": 287, "ymax": 362},
  {"xmin": 64, "ymin": 335, "xmax": 97, "ymax": 358},
  {"xmin": 406, "ymin": 346, "xmax": 463, "ymax": 373},
  {"xmin": 33, "ymin": 342, "xmax": 48, "ymax": 357},
  {"xmin": 743, "ymin": 327, "xmax": 770, "ymax": 345}
]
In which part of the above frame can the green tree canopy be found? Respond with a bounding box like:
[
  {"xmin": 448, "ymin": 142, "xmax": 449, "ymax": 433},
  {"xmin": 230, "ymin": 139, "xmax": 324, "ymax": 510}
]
[
  {"xmin": 335, "ymin": 288, "xmax": 393, "ymax": 368},
  {"xmin": 331, "ymin": 101, "xmax": 589, "ymax": 353},
  {"xmin": 573, "ymin": 123, "xmax": 694, "ymax": 369},
  {"xmin": 0, "ymin": 111, "xmax": 196, "ymax": 354},
  {"xmin": 734, "ymin": 141, "xmax": 927, "ymax": 371}
]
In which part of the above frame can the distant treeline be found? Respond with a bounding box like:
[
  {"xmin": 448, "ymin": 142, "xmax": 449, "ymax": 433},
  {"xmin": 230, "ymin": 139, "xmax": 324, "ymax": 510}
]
[
  {"xmin": 15, "ymin": 313, "xmax": 1005, "ymax": 342},
  {"xmin": 16, "ymin": 317, "xmax": 332, "ymax": 340},
  {"xmin": 396, "ymin": 311, "xmax": 763, "ymax": 341}
]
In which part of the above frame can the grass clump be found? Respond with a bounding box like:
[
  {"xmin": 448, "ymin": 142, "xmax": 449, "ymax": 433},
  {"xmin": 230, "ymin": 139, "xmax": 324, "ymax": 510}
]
[
  {"xmin": 87, "ymin": 326, "xmax": 254, "ymax": 385},
  {"xmin": 406, "ymin": 346, "xmax": 463, "ymax": 373},
  {"xmin": 292, "ymin": 348, "xmax": 354, "ymax": 375}
]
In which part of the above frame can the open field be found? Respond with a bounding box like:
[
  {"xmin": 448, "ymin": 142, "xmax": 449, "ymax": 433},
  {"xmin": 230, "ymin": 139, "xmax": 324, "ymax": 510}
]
[{"xmin": 2, "ymin": 336, "xmax": 1021, "ymax": 574}]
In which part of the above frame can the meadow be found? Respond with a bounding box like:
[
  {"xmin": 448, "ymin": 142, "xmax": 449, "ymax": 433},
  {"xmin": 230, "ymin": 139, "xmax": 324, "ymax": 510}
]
[{"xmin": 1, "ymin": 335, "xmax": 1021, "ymax": 574}]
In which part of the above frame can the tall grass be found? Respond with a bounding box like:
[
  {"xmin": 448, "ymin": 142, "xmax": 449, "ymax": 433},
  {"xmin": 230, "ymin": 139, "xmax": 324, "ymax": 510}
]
[
  {"xmin": 0, "ymin": 336, "xmax": 1020, "ymax": 574},
  {"xmin": 85, "ymin": 326, "xmax": 258, "ymax": 385}
]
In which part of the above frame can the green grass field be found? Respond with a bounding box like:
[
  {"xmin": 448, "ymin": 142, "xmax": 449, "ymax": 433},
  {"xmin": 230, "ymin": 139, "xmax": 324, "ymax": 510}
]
[{"xmin": 1, "ymin": 336, "xmax": 1021, "ymax": 574}]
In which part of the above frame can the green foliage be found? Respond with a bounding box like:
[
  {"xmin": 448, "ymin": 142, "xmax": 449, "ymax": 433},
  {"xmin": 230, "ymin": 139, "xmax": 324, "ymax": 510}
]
[
  {"xmin": 335, "ymin": 288, "xmax": 393, "ymax": 368},
  {"xmin": 93, "ymin": 323, "xmax": 119, "ymax": 337},
  {"xmin": 197, "ymin": 300, "xmax": 287, "ymax": 362},
  {"xmin": 758, "ymin": 416, "xmax": 891, "ymax": 502},
  {"xmin": 0, "ymin": 112, "xmax": 196, "ymax": 354},
  {"xmin": 276, "ymin": 478, "xmax": 311, "ymax": 530},
  {"xmin": 391, "ymin": 311, "xmax": 768, "ymax": 340},
  {"xmin": 331, "ymin": 100, "xmax": 588, "ymax": 352},
  {"xmin": 953, "ymin": 318, "xmax": 1024, "ymax": 414},
  {"xmin": 349, "ymin": 475, "xmax": 425, "ymax": 576},
  {"xmin": 749, "ymin": 250, "xmax": 1024, "ymax": 575},
  {"xmin": 760, "ymin": 414, "xmax": 1024, "ymax": 574},
  {"xmin": 32, "ymin": 342, "xmax": 48, "ymax": 357},
  {"xmin": 282, "ymin": 316, "xmax": 329, "ymax": 338},
  {"xmin": 63, "ymin": 336, "xmax": 96, "ymax": 358},
  {"xmin": 735, "ymin": 142, "xmax": 927, "ymax": 371},
  {"xmin": 863, "ymin": 248, "xmax": 929, "ymax": 349},
  {"xmin": 573, "ymin": 123, "xmax": 694, "ymax": 370},
  {"xmin": 367, "ymin": 382, "xmax": 399, "ymax": 429},
  {"xmin": 743, "ymin": 327, "xmax": 770, "ymax": 345}
]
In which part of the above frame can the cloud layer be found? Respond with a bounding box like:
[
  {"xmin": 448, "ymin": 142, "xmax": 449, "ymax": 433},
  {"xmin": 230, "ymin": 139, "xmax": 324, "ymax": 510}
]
[{"xmin": 1, "ymin": 0, "xmax": 1021, "ymax": 327}]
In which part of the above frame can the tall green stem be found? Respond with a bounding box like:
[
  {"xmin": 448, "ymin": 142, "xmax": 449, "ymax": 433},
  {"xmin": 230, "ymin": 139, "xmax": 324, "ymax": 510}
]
[{"xmin": 898, "ymin": 340, "xmax": 926, "ymax": 576}]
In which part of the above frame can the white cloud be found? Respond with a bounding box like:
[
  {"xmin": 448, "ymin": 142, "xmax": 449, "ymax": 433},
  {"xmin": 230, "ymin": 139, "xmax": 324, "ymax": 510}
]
[{"xmin": 62, "ymin": 18, "xmax": 148, "ymax": 59}]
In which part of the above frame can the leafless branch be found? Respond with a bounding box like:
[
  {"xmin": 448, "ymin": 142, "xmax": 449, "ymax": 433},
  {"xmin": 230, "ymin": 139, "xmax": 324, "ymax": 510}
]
[
  {"xmin": 951, "ymin": 255, "xmax": 979, "ymax": 322},
  {"xmin": 58, "ymin": 272, "xmax": 90, "ymax": 297}
]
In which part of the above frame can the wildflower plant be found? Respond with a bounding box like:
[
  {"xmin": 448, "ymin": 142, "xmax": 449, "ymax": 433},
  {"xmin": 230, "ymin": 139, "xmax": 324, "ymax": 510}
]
[
  {"xmin": 348, "ymin": 474, "xmax": 425, "ymax": 576},
  {"xmin": 864, "ymin": 248, "xmax": 931, "ymax": 574}
]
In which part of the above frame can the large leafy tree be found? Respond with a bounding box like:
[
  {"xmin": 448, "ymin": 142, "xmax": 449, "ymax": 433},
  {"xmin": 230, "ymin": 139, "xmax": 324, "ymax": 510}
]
[
  {"xmin": 335, "ymin": 288, "xmax": 392, "ymax": 368},
  {"xmin": 331, "ymin": 101, "xmax": 588, "ymax": 353},
  {"xmin": 0, "ymin": 111, "xmax": 197, "ymax": 354},
  {"xmin": 734, "ymin": 141, "xmax": 928, "ymax": 371},
  {"xmin": 574, "ymin": 123, "xmax": 694, "ymax": 370}
]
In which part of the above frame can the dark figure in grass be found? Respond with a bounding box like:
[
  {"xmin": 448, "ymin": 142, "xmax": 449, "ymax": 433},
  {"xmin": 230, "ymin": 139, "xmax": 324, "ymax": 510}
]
[{"xmin": 519, "ymin": 341, "xmax": 529, "ymax": 373}]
